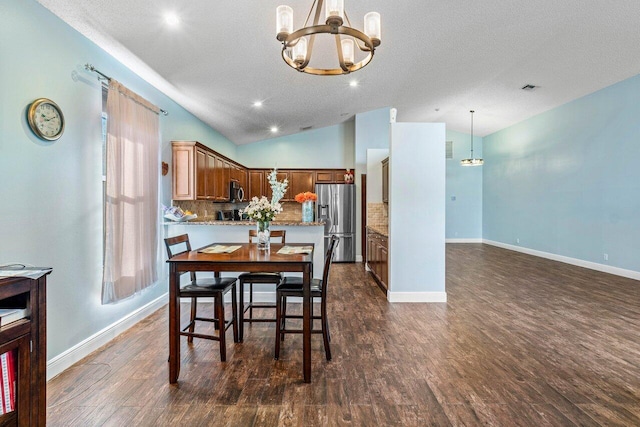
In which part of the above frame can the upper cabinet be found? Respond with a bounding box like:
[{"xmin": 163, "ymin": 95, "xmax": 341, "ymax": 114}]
[
  {"xmin": 382, "ymin": 157, "xmax": 389, "ymax": 204},
  {"xmin": 248, "ymin": 170, "xmax": 265, "ymax": 200},
  {"xmin": 172, "ymin": 141, "xmax": 247, "ymax": 202},
  {"xmin": 171, "ymin": 143, "xmax": 352, "ymax": 202},
  {"xmin": 315, "ymin": 170, "xmax": 347, "ymax": 183},
  {"xmin": 289, "ymin": 170, "xmax": 315, "ymax": 196}
]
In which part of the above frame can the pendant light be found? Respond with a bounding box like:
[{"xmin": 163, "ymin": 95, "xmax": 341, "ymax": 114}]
[{"xmin": 460, "ymin": 110, "xmax": 483, "ymax": 166}]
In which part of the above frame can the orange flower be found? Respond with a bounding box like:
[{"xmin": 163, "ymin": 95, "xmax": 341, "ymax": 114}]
[{"xmin": 294, "ymin": 192, "xmax": 317, "ymax": 203}]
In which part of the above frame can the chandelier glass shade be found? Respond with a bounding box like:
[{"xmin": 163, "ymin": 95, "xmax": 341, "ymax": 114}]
[
  {"xmin": 461, "ymin": 110, "xmax": 484, "ymax": 166},
  {"xmin": 276, "ymin": 0, "xmax": 381, "ymax": 75}
]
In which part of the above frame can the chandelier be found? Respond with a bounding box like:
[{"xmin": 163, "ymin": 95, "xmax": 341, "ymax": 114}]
[
  {"xmin": 276, "ymin": 0, "xmax": 381, "ymax": 75},
  {"xmin": 461, "ymin": 110, "xmax": 484, "ymax": 166}
]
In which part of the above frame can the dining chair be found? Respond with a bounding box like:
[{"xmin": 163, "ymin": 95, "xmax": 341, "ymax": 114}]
[
  {"xmin": 274, "ymin": 235, "xmax": 339, "ymax": 361},
  {"xmin": 164, "ymin": 234, "xmax": 238, "ymax": 361},
  {"xmin": 237, "ymin": 230, "xmax": 286, "ymax": 341}
]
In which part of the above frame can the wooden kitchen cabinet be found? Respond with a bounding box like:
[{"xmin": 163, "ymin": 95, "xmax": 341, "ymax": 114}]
[
  {"xmin": 248, "ymin": 170, "xmax": 265, "ymax": 200},
  {"xmin": 315, "ymin": 169, "xmax": 348, "ymax": 183},
  {"xmin": 366, "ymin": 228, "xmax": 388, "ymax": 293},
  {"xmin": 172, "ymin": 141, "xmax": 214, "ymax": 201},
  {"xmin": 289, "ymin": 170, "xmax": 315, "ymax": 197},
  {"xmin": 382, "ymin": 157, "xmax": 389, "ymax": 204}
]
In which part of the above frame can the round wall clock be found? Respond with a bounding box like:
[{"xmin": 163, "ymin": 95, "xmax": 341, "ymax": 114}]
[{"xmin": 27, "ymin": 98, "xmax": 65, "ymax": 141}]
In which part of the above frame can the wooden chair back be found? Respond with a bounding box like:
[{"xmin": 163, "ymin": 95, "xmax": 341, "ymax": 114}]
[
  {"xmin": 164, "ymin": 234, "xmax": 197, "ymax": 282},
  {"xmin": 321, "ymin": 235, "xmax": 340, "ymax": 298},
  {"xmin": 248, "ymin": 229, "xmax": 286, "ymax": 244}
]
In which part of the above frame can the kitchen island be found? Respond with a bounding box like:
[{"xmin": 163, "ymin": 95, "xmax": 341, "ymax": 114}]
[{"xmin": 164, "ymin": 220, "xmax": 326, "ymax": 289}]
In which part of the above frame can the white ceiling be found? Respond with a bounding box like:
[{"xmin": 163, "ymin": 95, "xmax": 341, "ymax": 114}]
[{"xmin": 38, "ymin": 0, "xmax": 640, "ymax": 145}]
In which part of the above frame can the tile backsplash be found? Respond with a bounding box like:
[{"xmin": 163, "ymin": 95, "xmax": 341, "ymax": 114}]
[
  {"xmin": 172, "ymin": 200, "xmax": 305, "ymax": 221},
  {"xmin": 367, "ymin": 202, "xmax": 388, "ymax": 228}
]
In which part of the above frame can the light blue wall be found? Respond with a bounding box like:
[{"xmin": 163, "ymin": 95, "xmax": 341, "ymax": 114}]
[
  {"xmin": 483, "ymin": 74, "xmax": 640, "ymax": 272},
  {"xmin": 389, "ymin": 123, "xmax": 446, "ymax": 298},
  {"xmin": 0, "ymin": 0, "xmax": 236, "ymax": 360},
  {"xmin": 446, "ymin": 130, "xmax": 483, "ymax": 239},
  {"xmin": 236, "ymin": 121, "xmax": 355, "ymax": 168}
]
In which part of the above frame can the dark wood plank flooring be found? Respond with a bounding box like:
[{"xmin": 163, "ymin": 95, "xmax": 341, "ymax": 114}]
[{"xmin": 47, "ymin": 244, "xmax": 640, "ymax": 426}]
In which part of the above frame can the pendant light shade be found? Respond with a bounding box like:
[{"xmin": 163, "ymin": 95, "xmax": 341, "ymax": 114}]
[{"xmin": 461, "ymin": 110, "xmax": 483, "ymax": 166}]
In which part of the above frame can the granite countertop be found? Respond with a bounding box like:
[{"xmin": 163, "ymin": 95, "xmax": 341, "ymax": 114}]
[
  {"xmin": 366, "ymin": 225, "xmax": 389, "ymax": 237},
  {"xmin": 165, "ymin": 219, "xmax": 325, "ymax": 226}
]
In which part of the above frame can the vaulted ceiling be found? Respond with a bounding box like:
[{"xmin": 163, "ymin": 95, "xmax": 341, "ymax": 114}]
[{"xmin": 38, "ymin": 0, "xmax": 640, "ymax": 145}]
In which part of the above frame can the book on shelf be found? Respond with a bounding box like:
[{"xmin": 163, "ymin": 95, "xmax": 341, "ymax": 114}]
[
  {"xmin": 0, "ymin": 350, "xmax": 15, "ymax": 415},
  {"xmin": 0, "ymin": 308, "xmax": 29, "ymax": 327}
]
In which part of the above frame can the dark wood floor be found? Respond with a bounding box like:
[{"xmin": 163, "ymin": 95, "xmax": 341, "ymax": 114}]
[{"xmin": 47, "ymin": 244, "xmax": 640, "ymax": 426}]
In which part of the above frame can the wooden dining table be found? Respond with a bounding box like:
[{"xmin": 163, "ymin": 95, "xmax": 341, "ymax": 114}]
[{"xmin": 166, "ymin": 242, "xmax": 315, "ymax": 383}]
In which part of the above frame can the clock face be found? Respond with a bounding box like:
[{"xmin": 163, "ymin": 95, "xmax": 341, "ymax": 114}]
[{"xmin": 28, "ymin": 98, "xmax": 65, "ymax": 141}]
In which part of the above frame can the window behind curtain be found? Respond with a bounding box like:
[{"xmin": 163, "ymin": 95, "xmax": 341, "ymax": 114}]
[{"xmin": 102, "ymin": 80, "xmax": 160, "ymax": 304}]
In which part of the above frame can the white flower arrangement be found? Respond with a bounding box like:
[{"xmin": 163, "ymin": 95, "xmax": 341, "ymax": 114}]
[
  {"xmin": 241, "ymin": 196, "xmax": 282, "ymax": 222},
  {"xmin": 241, "ymin": 168, "xmax": 287, "ymax": 223},
  {"xmin": 268, "ymin": 169, "xmax": 288, "ymax": 205}
]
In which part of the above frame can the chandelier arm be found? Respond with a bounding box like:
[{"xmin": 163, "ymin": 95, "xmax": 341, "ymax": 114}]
[
  {"xmin": 311, "ymin": 0, "xmax": 323, "ymax": 26},
  {"xmin": 284, "ymin": 26, "xmax": 374, "ymax": 51},
  {"xmin": 335, "ymin": 35, "xmax": 349, "ymax": 72},
  {"xmin": 344, "ymin": 10, "xmax": 353, "ymax": 27},
  {"xmin": 300, "ymin": 33, "xmax": 317, "ymax": 69},
  {"xmin": 281, "ymin": 50, "xmax": 373, "ymax": 75}
]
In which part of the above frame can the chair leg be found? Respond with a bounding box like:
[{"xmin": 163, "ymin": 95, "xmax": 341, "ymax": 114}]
[
  {"xmin": 249, "ymin": 282, "xmax": 254, "ymax": 320},
  {"xmin": 274, "ymin": 291, "xmax": 282, "ymax": 360},
  {"xmin": 231, "ymin": 285, "xmax": 239, "ymax": 343},
  {"xmin": 188, "ymin": 297, "xmax": 197, "ymax": 343},
  {"xmin": 280, "ymin": 295, "xmax": 287, "ymax": 342},
  {"xmin": 239, "ymin": 278, "xmax": 245, "ymax": 342},
  {"xmin": 216, "ymin": 294, "xmax": 227, "ymax": 362}
]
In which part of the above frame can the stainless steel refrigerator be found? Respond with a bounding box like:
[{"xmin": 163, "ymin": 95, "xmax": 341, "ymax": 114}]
[{"xmin": 315, "ymin": 183, "xmax": 356, "ymax": 262}]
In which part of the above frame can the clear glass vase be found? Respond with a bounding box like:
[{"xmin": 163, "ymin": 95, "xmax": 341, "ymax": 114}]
[
  {"xmin": 256, "ymin": 220, "xmax": 270, "ymax": 250},
  {"xmin": 301, "ymin": 200, "xmax": 314, "ymax": 223}
]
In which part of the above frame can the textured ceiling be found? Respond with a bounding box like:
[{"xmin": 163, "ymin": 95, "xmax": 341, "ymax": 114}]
[{"xmin": 37, "ymin": 0, "xmax": 640, "ymax": 145}]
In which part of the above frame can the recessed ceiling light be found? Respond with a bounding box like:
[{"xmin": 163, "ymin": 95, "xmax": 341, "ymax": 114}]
[
  {"xmin": 349, "ymin": 80, "xmax": 358, "ymax": 87},
  {"xmin": 164, "ymin": 12, "xmax": 180, "ymax": 27},
  {"xmin": 253, "ymin": 101, "xmax": 263, "ymax": 107},
  {"xmin": 270, "ymin": 126, "xmax": 279, "ymax": 133}
]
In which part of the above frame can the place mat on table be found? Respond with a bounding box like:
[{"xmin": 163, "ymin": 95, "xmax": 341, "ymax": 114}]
[
  {"xmin": 198, "ymin": 245, "xmax": 242, "ymax": 254},
  {"xmin": 277, "ymin": 246, "xmax": 314, "ymax": 255}
]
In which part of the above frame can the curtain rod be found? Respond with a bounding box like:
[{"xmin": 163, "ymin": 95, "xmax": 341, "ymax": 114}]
[{"xmin": 84, "ymin": 63, "xmax": 169, "ymax": 116}]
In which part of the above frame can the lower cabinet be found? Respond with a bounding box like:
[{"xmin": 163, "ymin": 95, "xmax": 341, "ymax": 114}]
[{"xmin": 366, "ymin": 228, "xmax": 388, "ymax": 293}]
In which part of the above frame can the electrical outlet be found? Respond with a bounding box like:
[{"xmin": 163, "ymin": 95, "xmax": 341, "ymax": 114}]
[
  {"xmin": 516, "ymin": 238, "xmax": 520, "ymax": 244},
  {"xmin": 603, "ymin": 253, "xmax": 608, "ymax": 261}
]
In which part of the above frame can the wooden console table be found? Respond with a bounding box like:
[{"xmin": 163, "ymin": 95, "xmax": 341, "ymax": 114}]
[{"xmin": 0, "ymin": 268, "xmax": 51, "ymax": 426}]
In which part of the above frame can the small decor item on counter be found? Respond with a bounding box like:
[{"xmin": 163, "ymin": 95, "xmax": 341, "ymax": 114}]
[
  {"xmin": 295, "ymin": 192, "xmax": 317, "ymax": 223},
  {"xmin": 344, "ymin": 169, "xmax": 354, "ymax": 183},
  {"xmin": 162, "ymin": 205, "xmax": 197, "ymax": 222},
  {"xmin": 241, "ymin": 196, "xmax": 283, "ymax": 250}
]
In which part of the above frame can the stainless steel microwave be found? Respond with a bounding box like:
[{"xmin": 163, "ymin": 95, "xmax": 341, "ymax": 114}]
[{"xmin": 229, "ymin": 180, "xmax": 245, "ymax": 202}]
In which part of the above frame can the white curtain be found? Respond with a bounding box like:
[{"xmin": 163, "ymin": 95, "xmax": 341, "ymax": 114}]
[{"xmin": 102, "ymin": 79, "xmax": 160, "ymax": 304}]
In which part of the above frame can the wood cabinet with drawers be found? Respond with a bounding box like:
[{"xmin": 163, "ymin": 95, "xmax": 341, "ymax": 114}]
[
  {"xmin": 366, "ymin": 228, "xmax": 388, "ymax": 293},
  {"xmin": 0, "ymin": 270, "xmax": 51, "ymax": 426}
]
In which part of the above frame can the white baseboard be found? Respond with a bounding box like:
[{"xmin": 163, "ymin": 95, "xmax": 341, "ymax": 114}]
[
  {"xmin": 46, "ymin": 293, "xmax": 168, "ymax": 381},
  {"xmin": 446, "ymin": 238, "xmax": 483, "ymax": 243},
  {"xmin": 483, "ymin": 239, "xmax": 640, "ymax": 281},
  {"xmin": 356, "ymin": 255, "xmax": 363, "ymax": 262},
  {"xmin": 387, "ymin": 291, "xmax": 447, "ymax": 303}
]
